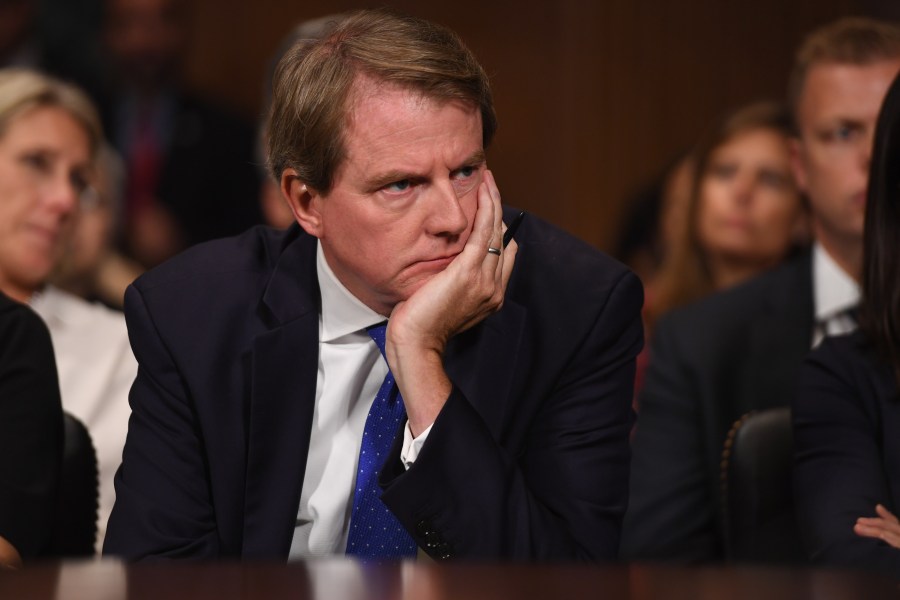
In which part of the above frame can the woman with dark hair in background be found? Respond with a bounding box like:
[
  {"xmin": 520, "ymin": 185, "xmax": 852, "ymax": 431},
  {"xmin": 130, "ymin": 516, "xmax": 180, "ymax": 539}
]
[
  {"xmin": 633, "ymin": 102, "xmax": 808, "ymax": 397},
  {"xmin": 646, "ymin": 101, "xmax": 808, "ymax": 331},
  {"xmin": 793, "ymin": 71, "xmax": 900, "ymax": 576}
]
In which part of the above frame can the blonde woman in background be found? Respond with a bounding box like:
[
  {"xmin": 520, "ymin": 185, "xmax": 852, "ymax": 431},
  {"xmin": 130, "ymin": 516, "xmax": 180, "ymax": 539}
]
[
  {"xmin": 0, "ymin": 68, "xmax": 136, "ymax": 553},
  {"xmin": 53, "ymin": 143, "xmax": 143, "ymax": 309}
]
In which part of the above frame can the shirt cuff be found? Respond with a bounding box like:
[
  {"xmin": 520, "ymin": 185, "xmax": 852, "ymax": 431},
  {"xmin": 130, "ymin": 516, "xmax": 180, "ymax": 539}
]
[{"xmin": 400, "ymin": 421, "xmax": 433, "ymax": 469}]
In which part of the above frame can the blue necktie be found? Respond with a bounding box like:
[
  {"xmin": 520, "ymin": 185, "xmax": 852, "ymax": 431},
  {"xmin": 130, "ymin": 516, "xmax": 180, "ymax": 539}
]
[{"xmin": 345, "ymin": 322, "xmax": 417, "ymax": 559}]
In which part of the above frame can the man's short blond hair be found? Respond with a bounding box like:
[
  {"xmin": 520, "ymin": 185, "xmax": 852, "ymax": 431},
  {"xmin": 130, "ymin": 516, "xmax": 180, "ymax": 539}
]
[
  {"xmin": 266, "ymin": 9, "xmax": 497, "ymax": 194},
  {"xmin": 788, "ymin": 17, "xmax": 900, "ymax": 121}
]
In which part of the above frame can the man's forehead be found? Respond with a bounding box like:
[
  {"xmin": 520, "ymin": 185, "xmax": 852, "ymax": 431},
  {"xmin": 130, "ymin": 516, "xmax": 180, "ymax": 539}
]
[
  {"xmin": 798, "ymin": 59, "xmax": 900, "ymax": 120},
  {"xmin": 343, "ymin": 75, "xmax": 481, "ymax": 146},
  {"xmin": 345, "ymin": 74, "xmax": 474, "ymax": 121},
  {"xmin": 329, "ymin": 80, "xmax": 483, "ymax": 186}
]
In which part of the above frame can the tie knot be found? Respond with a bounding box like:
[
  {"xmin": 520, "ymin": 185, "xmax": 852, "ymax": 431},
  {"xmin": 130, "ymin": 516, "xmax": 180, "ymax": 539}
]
[{"xmin": 367, "ymin": 321, "xmax": 388, "ymax": 358}]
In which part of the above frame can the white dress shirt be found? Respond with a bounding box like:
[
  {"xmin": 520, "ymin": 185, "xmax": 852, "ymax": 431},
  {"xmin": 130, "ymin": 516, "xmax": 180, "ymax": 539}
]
[
  {"xmin": 811, "ymin": 242, "xmax": 860, "ymax": 348},
  {"xmin": 288, "ymin": 243, "xmax": 430, "ymax": 559},
  {"xmin": 30, "ymin": 285, "xmax": 137, "ymax": 554}
]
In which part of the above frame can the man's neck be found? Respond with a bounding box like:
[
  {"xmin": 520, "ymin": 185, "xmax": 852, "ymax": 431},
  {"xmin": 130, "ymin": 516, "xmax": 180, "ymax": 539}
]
[{"xmin": 815, "ymin": 230, "xmax": 862, "ymax": 284}]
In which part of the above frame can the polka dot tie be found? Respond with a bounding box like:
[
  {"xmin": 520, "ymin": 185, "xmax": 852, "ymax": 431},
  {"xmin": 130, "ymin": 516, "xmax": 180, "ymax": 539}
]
[{"xmin": 345, "ymin": 322, "xmax": 417, "ymax": 560}]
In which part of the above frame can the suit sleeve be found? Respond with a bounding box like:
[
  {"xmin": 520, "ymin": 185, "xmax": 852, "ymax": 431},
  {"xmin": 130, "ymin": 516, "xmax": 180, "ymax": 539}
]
[
  {"xmin": 792, "ymin": 340, "xmax": 900, "ymax": 576},
  {"xmin": 621, "ymin": 317, "xmax": 719, "ymax": 561},
  {"xmin": 0, "ymin": 302, "xmax": 63, "ymax": 558},
  {"xmin": 380, "ymin": 270, "xmax": 642, "ymax": 560},
  {"xmin": 103, "ymin": 284, "xmax": 219, "ymax": 560}
]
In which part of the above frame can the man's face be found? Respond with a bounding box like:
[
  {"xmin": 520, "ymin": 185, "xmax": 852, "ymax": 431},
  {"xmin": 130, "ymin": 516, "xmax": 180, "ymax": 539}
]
[
  {"xmin": 105, "ymin": 0, "xmax": 186, "ymax": 91},
  {"xmin": 793, "ymin": 59, "xmax": 900, "ymax": 251},
  {"xmin": 300, "ymin": 77, "xmax": 485, "ymax": 316}
]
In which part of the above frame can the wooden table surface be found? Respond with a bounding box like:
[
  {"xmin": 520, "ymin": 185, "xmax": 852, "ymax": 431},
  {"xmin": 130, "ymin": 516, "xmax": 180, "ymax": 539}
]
[{"xmin": 1, "ymin": 560, "xmax": 896, "ymax": 599}]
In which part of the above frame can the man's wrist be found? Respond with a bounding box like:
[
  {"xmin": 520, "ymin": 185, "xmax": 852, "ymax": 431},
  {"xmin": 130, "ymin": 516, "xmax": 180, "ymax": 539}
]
[{"xmin": 389, "ymin": 346, "xmax": 451, "ymax": 437}]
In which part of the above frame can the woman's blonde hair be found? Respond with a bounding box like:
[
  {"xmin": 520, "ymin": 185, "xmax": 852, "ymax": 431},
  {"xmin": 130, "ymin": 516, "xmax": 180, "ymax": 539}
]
[{"xmin": 0, "ymin": 68, "xmax": 103, "ymax": 158}]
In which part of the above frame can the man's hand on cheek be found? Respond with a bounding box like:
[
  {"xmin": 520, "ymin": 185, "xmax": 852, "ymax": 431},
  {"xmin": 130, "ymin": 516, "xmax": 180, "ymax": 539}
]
[{"xmin": 385, "ymin": 170, "xmax": 518, "ymax": 435}]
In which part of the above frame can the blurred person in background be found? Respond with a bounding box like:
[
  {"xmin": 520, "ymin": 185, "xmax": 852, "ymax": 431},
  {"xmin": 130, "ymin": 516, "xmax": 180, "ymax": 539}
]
[
  {"xmin": 52, "ymin": 143, "xmax": 143, "ymax": 309},
  {"xmin": 793, "ymin": 69, "xmax": 900, "ymax": 578},
  {"xmin": 99, "ymin": 0, "xmax": 260, "ymax": 267},
  {"xmin": 0, "ymin": 68, "xmax": 135, "ymax": 553},
  {"xmin": 615, "ymin": 152, "xmax": 695, "ymax": 297},
  {"xmin": 0, "ymin": 289, "xmax": 63, "ymax": 568},
  {"xmin": 0, "ymin": 0, "xmax": 40, "ymax": 69},
  {"xmin": 623, "ymin": 17, "xmax": 900, "ymax": 562},
  {"xmin": 645, "ymin": 101, "xmax": 807, "ymax": 332},
  {"xmin": 629, "ymin": 102, "xmax": 805, "ymax": 397}
]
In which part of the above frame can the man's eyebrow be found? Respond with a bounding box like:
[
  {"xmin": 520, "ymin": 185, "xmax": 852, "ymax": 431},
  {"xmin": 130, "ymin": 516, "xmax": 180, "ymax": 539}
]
[
  {"xmin": 365, "ymin": 169, "xmax": 419, "ymax": 192},
  {"xmin": 463, "ymin": 149, "xmax": 487, "ymax": 167},
  {"xmin": 364, "ymin": 149, "xmax": 486, "ymax": 191}
]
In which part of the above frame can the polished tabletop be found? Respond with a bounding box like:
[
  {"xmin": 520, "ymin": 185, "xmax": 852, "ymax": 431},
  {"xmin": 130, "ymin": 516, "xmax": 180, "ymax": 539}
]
[{"xmin": 0, "ymin": 560, "xmax": 896, "ymax": 600}]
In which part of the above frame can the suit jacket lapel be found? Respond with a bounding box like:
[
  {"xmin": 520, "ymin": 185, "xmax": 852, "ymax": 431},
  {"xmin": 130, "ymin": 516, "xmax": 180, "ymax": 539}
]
[
  {"xmin": 240, "ymin": 228, "xmax": 528, "ymax": 556},
  {"xmin": 738, "ymin": 252, "xmax": 814, "ymax": 415},
  {"xmin": 243, "ymin": 233, "xmax": 320, "ymax": 558}
]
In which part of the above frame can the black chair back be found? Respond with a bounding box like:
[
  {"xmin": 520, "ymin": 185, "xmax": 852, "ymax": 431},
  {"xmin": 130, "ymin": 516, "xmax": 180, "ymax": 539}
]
[
  {"xmin": 44, "ymin": 412, "xmax": 98, "ymax": 557},
  {"xmin": 720, "ymin": 407, "xmax": 805, "ymax": 564}
]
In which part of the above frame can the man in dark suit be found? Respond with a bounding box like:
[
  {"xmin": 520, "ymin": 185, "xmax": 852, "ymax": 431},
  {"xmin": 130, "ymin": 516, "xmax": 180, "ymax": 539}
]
[
  {"xmin": 622, "ymin": 17, "xmax": 900, "ymax": 562},
  {"xmin": 104, "ymin": 9, "xmax": 642, "ymax": 561},
  {"xmin": 100, "ymin": 0, "xmax": 261, "ymax": 267}
]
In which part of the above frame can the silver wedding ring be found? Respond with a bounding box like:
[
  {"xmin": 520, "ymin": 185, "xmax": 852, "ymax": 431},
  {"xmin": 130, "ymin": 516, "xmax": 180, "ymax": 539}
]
[{"xmin": 487, "ymin": 247, "xmax": 502, "ymax": 256}]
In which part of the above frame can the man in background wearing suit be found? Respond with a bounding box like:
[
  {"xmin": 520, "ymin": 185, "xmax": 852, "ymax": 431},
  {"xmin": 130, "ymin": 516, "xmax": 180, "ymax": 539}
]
[
  {"xmin": 99, "ymin": 0, "xmax": 262, "ymax": 267},
  {"xmin": 622, "ymin": 17, "xmax": 900, "ymax": 562},
  {"xmin": 105, "ymin": 9, "xmax": 642, "ymax": 561}
]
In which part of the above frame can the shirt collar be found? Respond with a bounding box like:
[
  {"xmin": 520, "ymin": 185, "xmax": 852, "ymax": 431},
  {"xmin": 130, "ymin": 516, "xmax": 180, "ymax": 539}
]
[
  {"xmin": 28, "ymin": 285, "xmax": 72, "ymax": 329},
  {"xmin": 813, "ymin": 241, "xmax": 860, "ymax": 322},
  {"xmin": 316, "ymin": 241, "xmax": 386, "ymax": 342}
]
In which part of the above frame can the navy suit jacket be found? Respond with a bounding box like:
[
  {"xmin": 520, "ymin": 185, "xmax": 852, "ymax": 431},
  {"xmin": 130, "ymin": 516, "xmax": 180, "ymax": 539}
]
[
  {"xmin": 794, "ymin": 331, "xmax": 900, "ymax": 576},
  {"xmin": 104, "ymin": 210, "xmax": 643, "ymax": 561},
  {"xmin": 623, "ymin": 252, "xmax": 814, "ymax": 561}
]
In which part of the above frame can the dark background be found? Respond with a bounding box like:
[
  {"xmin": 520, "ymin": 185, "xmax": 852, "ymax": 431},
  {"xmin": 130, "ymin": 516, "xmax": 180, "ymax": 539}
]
[{"xmin": 42, "ymin": 0, "xmax": 900, "ymax": 252}]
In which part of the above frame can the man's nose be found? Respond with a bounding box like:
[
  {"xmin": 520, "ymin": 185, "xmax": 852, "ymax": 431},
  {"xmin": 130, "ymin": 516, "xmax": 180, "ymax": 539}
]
[
  {"xmin": 861, "ymin": 129, "xmax": 875, "ymax": 172},
  {"xmin": 426, "ymin": 181, "xmax": 469, "ymax": 237}
]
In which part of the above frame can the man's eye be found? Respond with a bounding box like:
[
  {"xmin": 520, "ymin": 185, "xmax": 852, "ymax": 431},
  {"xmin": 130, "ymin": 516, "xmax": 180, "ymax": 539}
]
[
  {"xmin": 823, "ymin": 124, "xmax": 859, "ymax": 143},
  {"xmin": 834, "ymin": 126, "xmax": 853, "ymax": 141},
  {"xmin": 385, "ymin": 180, "xmax": 411, "ymax": 192},
  {"xmin": 455, "ymin": 165, "xmax": 476, "ymax": 179}
]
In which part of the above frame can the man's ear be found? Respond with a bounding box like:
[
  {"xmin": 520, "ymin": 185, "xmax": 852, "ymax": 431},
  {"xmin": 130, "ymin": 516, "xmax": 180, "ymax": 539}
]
[
  {"xmin": 789, "ymin": 137, "xmax": 809, "ymax": 195},
  {"xmin": 281, "ymin": 169, "xmax": 323, "ymax": 237}
]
